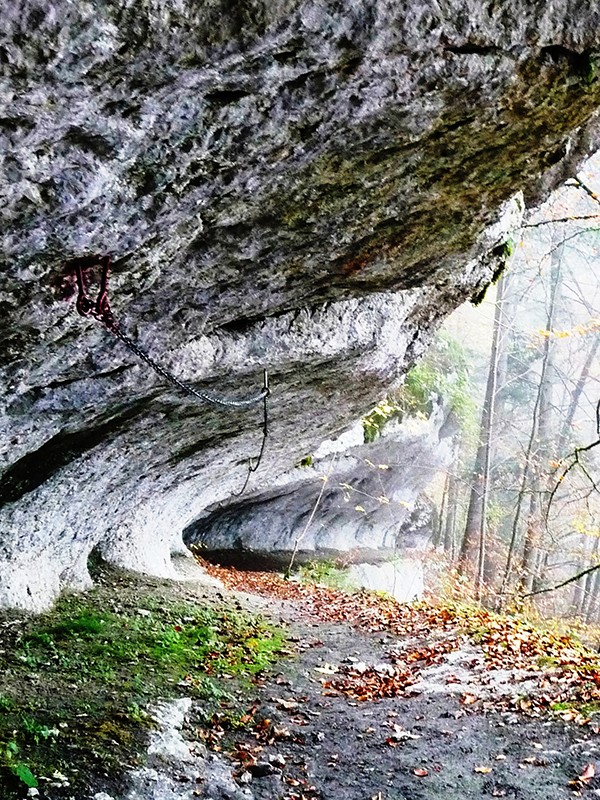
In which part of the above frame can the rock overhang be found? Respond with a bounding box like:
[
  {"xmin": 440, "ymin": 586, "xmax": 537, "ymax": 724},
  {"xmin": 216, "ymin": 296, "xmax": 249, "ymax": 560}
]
[{"xmin": 2, "ymin": 1, "xmax": 600, "ymax": 609}]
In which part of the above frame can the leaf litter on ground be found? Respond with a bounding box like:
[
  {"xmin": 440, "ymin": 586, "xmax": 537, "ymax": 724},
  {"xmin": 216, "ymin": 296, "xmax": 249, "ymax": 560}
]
[
  {"xmin": 194, "ymin": 558, "xmax": 600, "ymax": 794},
  {"xmin": 197, "ymin": 557, "xmax": 600, "ymax": 724}
]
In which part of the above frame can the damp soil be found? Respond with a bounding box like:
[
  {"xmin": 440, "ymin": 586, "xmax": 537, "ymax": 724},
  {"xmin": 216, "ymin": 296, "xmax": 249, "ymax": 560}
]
[
  {"xmin": 215, "ymin": 589, "xmax": 600, "ymax": 800},
  {"xmin": 3, "ymin": 565, "xmax": 599, "ymax": 800}
]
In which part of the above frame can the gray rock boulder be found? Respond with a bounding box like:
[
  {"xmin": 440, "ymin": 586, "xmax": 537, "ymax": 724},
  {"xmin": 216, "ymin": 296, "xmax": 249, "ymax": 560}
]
[
  {"xmin": 185, "ymin": 405, "xmax": 460, "ymax": 565},
  {"xmin": 2, "ymin": 1, "xmax": 600, "ymax": 609}
]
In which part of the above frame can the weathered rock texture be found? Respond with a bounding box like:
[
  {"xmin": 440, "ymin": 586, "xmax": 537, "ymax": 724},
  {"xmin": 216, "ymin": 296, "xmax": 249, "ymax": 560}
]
[
  {"xmin": 93, "ymin": 697, "xmax": 253, "ymax": 800},
  {"xmin": 2, "ymin": 1, "xmax": 600, "ymax": 609},
  {"xmin": 184, "ymin": 408, "xmax": 454, "ymax": 566}
]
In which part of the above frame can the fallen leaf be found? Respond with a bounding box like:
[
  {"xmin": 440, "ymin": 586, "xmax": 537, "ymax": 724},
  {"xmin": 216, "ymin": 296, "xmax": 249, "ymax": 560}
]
[
  {"xmin": 560, "ymin": 709, "xmax": 579, "ymax": 722},
  {"xmin": 314, "ymin": 664, "xmax": 338, "ymax": 675},
  {"xmin": 461, "ymin": 694, "xmax": 478, "ymax": 706},
  {"xmin": 474, "ymin": 766, "xmax": 493, "ymax": 774},
  {"xmin": 275, "ymin": 698, "xmax": 299, "ymax": 711},
  {"xmin": 521, "ymin": 756, "xmax": 548, "ymax": 766},
  {"xmin": 391, "ymin": 724, "xmax": 421, "ymax": 741}
]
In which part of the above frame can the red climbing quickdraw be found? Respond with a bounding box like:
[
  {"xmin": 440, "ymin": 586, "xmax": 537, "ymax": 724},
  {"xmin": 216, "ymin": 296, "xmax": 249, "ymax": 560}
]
[{"xmin": 64, "ymin": 254, "xmax": 270, "ymax": 493}]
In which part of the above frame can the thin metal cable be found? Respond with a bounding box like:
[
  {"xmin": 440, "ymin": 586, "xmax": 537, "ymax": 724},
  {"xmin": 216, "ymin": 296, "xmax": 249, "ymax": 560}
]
[{"xmin": 104, "ymin": 318, "xmax": 270, "ymax": 495}]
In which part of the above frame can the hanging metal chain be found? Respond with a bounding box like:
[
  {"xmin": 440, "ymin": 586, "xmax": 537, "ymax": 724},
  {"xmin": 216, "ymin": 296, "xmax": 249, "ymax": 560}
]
[
  {"xmin": 106, "ymin": 321, "xmax": 269, "ymax": 408},
  {"xmin": 73, "ymin": 255, "xmax": 268, "ymax": 408},
  {"xmin": 68, "ymin": 255, "xmax": 270, "ymax": 492},
  {"xmin": 233, "ymin": 393, "xmax": 269, "ymax": 497}
]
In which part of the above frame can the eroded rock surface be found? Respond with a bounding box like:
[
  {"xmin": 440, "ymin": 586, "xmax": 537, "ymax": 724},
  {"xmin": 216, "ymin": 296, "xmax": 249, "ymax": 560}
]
[
  {"xmin": 185, "ymin": 406, "xmax": 454, "ymax": 566},
  {"xmin": 2, "ymin": 1, "xmax": 600, "ymax": 609}
]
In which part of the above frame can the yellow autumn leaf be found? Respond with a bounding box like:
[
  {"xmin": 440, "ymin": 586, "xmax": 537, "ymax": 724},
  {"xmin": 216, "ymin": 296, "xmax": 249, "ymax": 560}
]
[{"xmin": 355, "ymin": 505, "xmax": 366, "ymax": 513}]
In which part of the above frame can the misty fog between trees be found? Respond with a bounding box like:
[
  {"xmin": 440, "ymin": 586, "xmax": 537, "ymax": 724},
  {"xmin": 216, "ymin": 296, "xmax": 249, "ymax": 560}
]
[{"xmin": 409, "ymin": 154, "xmax": 600, "ymax": 622}]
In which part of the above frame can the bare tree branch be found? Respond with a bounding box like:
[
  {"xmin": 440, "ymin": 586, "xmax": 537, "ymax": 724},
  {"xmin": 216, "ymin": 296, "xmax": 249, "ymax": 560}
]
[
  {"xmin": 572, "ymin": 177, "xmax": 600, "ymax": 208},
  {"xmin": 545, "ymin": 436, "xmax": 600, "ymax": 522},
  {"xmin": 524, "ymin": 214, "xmax": 600, "ymax": 229},
  {"xmin": 545, "ymin": 397, "xmax": 600, "ymax": 519},
  {"xmin": 522, "ymin": 561, "xmax": 600, "ymax": 598}
]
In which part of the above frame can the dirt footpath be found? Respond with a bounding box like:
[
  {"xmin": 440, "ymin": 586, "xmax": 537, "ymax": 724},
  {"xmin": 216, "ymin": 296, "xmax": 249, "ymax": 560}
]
[
  {"xmin": 237, "ymin": 621, "xmax": 598, "ymax": 799},
  {"xmin": 197, "ymin": 566, "xmax": 600, "ymax": 800}
]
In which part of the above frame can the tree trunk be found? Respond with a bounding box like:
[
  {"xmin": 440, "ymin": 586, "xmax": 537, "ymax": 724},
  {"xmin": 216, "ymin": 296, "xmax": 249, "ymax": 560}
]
[
  {"xmin": 557, "ymin": 336, "xmax": 600, "ymax": 455},
  {"xmin": 434, "ymin": 471, "xmax": 450, "ymax": 548},
  {"xmin": 520, "ymin": 492, "xmax": 541, "ymax": 595},
  {"xmin": 501, "ymin": 245, "xmax": 562, "ymax": 595},
  {"xmin": 518, "ymin": 314, "xmax": 557, "ymax": 594},
  {"xmin": 585, "ymin": 567, "xmax": 600, "ymax": 624},
  {"xmin": 458, "ymin": 275, "xmax": 505, "ymax": 597},
  {"xmin": 444, "ymin": 465, "xmax": 459, "ymax": 560}
]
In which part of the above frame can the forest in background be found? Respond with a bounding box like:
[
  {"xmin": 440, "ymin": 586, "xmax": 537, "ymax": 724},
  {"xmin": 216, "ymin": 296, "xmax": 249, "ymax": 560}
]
[{"xmin": 418, "ymin": 156, "xmax": 600, "ymax": 620}]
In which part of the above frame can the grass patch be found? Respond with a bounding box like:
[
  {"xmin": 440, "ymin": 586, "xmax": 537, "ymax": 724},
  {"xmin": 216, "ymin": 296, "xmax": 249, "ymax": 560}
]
[
  {"xmin": 550, "ymin": 699, "xmax": 600, "ymax": 718},
  {"xmin": 0, "ymin": 567, "xmax": 287, "ymax": 798},
  {"xmin": 536, "ymin": 655, "xmax": 559, "ymax": 669},
  {"xmin": 296, "ymin": 560, "xmax": 353, "ymax": 591}
]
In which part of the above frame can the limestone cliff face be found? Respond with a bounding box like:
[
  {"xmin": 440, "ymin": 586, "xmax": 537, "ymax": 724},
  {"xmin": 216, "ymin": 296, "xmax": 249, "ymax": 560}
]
[
  {"xmin": 184, "ymin": 408, "xmax": 455, "ymax": 566},
  {"xmin": 2, "ymin": 1, "xmax": 600, "ymax": 609}
]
